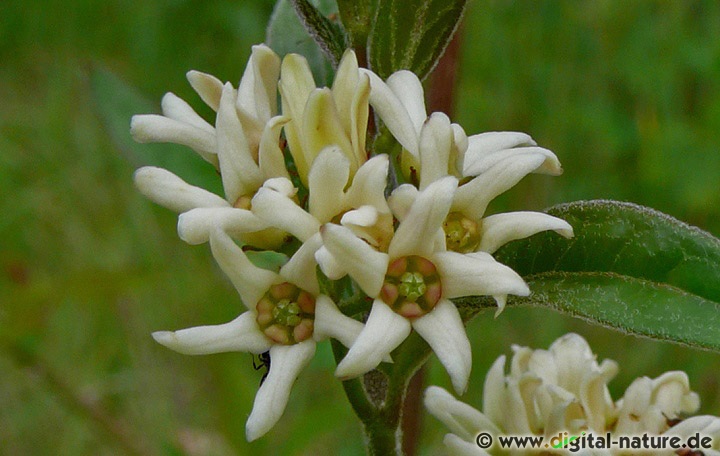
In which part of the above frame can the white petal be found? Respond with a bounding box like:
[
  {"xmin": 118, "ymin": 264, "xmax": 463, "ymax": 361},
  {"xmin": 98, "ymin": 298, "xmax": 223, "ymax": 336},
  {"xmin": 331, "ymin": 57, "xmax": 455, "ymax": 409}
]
[
  {"xmin": 425, "ymin": 386, "xmax": 501, "ymax": 441},
  {"xmin": 341, "ymin": 205, "xmax": 378, "ymax": 227},
  {"xmin": 335, "ymin": 300, "xmax": 411, "ymax": 379},
  {"xmin": 418, "ymin": 112, "xmax": 453, "ymax": 189},
  {"xmin": 152, "ymin": 311, "xmax": 271, "ymax": 355},
  {"xmin": 161, "ymin": 92, "xmax": 214, "ymax": 134},
  {"xmin": 279, "ymin": 233, "xmax": 321, "ymax": 295},
  {"xmin": 278, "ymin": 54, "xmax": 316, "ymax": 184},
  {"xmin": 252, "ymin": 185, "xmax": 320, "ymax": 242},
  {"xmin": 434, "ymin": 251, "xmax": 530, "ymax": 299},
  {"xmin": 258, "ymin": 116, "xmax": 291, "ymax": 180},
  {"xmin": 216, "ymin": 83, "xmax": 263, "ymax": 203},
  {"xmin": 331, "ymin": 49, "xmax": 360, "ymax": 139},
  {"xmin": 344, "ymin": 153, "xmax": 390, "ymax": 212},
  {"xmin": 238, "ymin": 44, "xmax": 281, "ymax": 124},
  {"xmin": 464, "ymin": 145, "xmax": 560, "ymax": 178},
  {"xmin": 413, "ymin": 299, "xmax": 471, "ymax": 394},
  {"xmin": 386, "ymin": 70, "xmax": 427, "ymax": 137},
  {"xmin": 360, "ymin": 68, "xmax": 419, "ymax": 155},
  {"xmin": 187, "ymin": 70, "xmax": 223, "ymax": 111},
  {"xmin": 312, "ymin": 295, "xmax": 389, "ymax": 365},
  {"xmin": 389, "ymin": 176, "xmax": 457, "ymax": 259},
  {"xmin": 130, "ymin": 114, "xmax": 216, "ymax": 163},
  {"xmin": 246, "ymin": 340, "xmax": 315, "ymax": 441},
  {"xmin": 387, "ymin": 184, "xmax": 419, "ymax": 222},
  {"xmin": 308, "ymin": 147, "xmax": 350, "ymax": 223},
  {"xmin": 177, "ymin": 207, "xmax": 267, "ymax": 245},
  {"xmin": 302, "ymin": 88, "xmax": 356, "ymax": 176},
  {"xmin": 482, "ymin": 355, "xmax": 507, "ymax": 425},
  {"xmin": 209, "ymin": 229, "xmax": 278, "ymax": 309},
  {"xmin": 462, "ymin": 131, "xmax": 536, "ymax": 175},
  {"xmin": 314, "ymin": 245, "xmax": 347, "ymax": 280},
  {"xmin": 451, "ymin": 123, "xmax": 469, "ymax": 176},
  {"xmin": 453, "ymin": 152, "xmax": 549, "ymax": 220},
  {"xmin": 134, "ymin": 166, "xmax": 228, "ymax": 213},
  {"xmin": 319, "ymin": 223, "xmax": 389, "ymax": 297},
  {"xmin": 349, "ymin": 73, "xmax": 371, "ymax": 170},
  {"xmin": 479, "ymin": 212, "xmax": 574, "ymax": 254}
]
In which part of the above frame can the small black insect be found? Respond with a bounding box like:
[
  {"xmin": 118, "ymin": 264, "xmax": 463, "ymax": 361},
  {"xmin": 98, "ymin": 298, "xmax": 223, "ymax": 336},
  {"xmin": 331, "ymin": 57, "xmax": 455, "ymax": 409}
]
[{"xmin": 253, "ymin": 351, "xmax": 271, "ymax": 386}]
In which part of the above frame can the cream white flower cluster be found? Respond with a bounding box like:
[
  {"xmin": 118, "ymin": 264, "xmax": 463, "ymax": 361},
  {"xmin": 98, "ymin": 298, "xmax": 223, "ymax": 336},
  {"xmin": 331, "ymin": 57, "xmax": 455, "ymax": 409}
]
[
  {"xmin": 425, "ymin": 333, "xmax": 720, "ymax": 455},
  {"xmin": 132, "ymin": 44, "xmax": 572, "ymax": 440}
]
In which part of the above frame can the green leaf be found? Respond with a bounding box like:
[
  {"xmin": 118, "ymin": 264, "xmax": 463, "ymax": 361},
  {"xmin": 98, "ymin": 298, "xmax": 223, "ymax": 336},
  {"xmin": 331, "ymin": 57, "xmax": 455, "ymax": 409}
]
[
  {"xmin": 518, "ymin": 272, "xmax": 720, "ymax": 351},
  {"xmin": 289, "ymin": 0, "xmax": 348, "ymax": 66},
  {"xmin": 336, "ymin": 0, "xmax": 374, "ymax": 50},
  {"xmin": 464, "ymin": 200, "xmax": 720, "ymax": 351},
  {"xmin": 368, "ymin": 0, "xmax": 467, "ymax": 80},
  {"xmin": 89, "ymin": 67, "xmax": 222, "ymax": 194},
  {"xmin": 267, "ymin": 0, "xmax": 338, "ymax": 86}
]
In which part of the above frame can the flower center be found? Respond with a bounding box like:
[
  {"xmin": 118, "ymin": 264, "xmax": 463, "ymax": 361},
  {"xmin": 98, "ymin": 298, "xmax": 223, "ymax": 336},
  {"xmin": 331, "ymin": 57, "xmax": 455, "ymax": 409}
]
[
  {"xmin": 381, "ymin": 255, "xmax": 442, "ymax": 318},
  {"xmin": 443, "ymin": 211, "xmax": 482, "ymax": 253},
  {"xmin": 256, "ymin": 282, "xmax": 315, "ymax": 345}
]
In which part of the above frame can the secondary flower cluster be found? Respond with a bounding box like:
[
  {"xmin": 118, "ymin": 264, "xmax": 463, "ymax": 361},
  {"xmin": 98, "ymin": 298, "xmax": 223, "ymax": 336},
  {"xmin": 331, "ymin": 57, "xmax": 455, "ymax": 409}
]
[
  {"xmin": 425, "ymin": 333, "xmax": 720, "ymax": 455},
  {"xmin": 131, "ymin": 44, "xmax": 572, "ymax": 441}
]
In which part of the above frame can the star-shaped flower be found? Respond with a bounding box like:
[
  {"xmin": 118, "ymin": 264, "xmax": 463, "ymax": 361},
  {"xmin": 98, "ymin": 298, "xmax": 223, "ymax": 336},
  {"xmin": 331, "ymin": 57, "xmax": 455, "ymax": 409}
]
[
  {"xmin": 362, "ymin": 68, "xmax": 574, "ymax": 260},
  {"xmin": 319, "ymin": 176, "xmax": 530, "ymax": 394},
  {"xmin": 152, "ymin": 229, "xmax": 367, "ymax": 441},
  {"xmin": 131, "ymin": 44, "xmax": 290, "ymax": 249}
]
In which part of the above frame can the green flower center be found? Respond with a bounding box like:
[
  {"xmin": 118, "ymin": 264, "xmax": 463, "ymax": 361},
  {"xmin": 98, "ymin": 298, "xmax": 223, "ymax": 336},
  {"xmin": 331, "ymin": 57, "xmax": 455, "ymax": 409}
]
[
  {"xmin": 443, "ymin": 211, "xmax": 482, "ymax": 253},
  {"xmin": 381, "ymin": 255, "xmax": 442, "ymax": 318},
  {"xmin": 256, "ymin": 282, "xmax": 315, "ymax": 345}
]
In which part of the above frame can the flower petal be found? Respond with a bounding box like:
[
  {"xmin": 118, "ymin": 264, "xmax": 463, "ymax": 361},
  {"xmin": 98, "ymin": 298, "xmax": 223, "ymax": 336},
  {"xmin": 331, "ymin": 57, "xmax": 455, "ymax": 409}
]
[
  {"xmin": 246, "ymin": 340, "xmax": 316, "ymax": 441},
  {"xmin": 303, "ymin": 88, "xmax": 356, "ymax": 176},
  {"xmin": 216, "ymin": 82, "xmax": 263, "ymax": 203},
  {"xmin": 464, "ymin": 145, "xmax": 562, "ymax": 178},
  {"xmin": 335, "ymin": 299, "xmax": 411, "ymax": 379},
  {"xmin": 187, "ymin": 70, "xmax": 223, "ymax": 111},
  {"xmin": 331, "ymin": 49, "xmax": 360, "ymax": 139},
  {"xmin": 160, "ymin": 92, "xmax": 214, "ymax": 134},
  {"xmin": 319, "ymin": 223, "xmax": 389, "ymax": 297},
  {"xmin": 152, "ymin": 311, "xmax": 271, "ymax": 355},
  {"xmin": 258, "ymin": 115, "xmax": 291, "ymax": 180},
  {"xmin": 360, "ymin": 68, "xmax": 419, "ymax": 155},
  {"xmin": 419, "ymin": 112, "xmax": 453, "ymax": 189},
  {"xmin": 464, "ymin": 131, "xmax": 536, "ymax": 162},
  {"xmin": 130, "ymin": 114, "xmax": 216, "ymax": 164},
  {"xmin": 237, "ymin": 44, "xmax": 281, "ymax": 124},
  {"xmin": 344, "ymin": 153, "xmax": 390, "ymax": 212},
  {"xmin": 386, "ymin": 70, "xmax": 427, "ymax": 138},
  {"xmin": 314, "ymin": 245, "xmax": 347, "ymax": 280},
  {"xmin": 425, "ymin": 386, "xmax": 501, "ymax": 442},
  {"xmin": 308, "ymin": 147, "xmax": 350, "ymax": 222},
  {"xmin": 452, "ymin": 152, "xmax": 549, "ymax": 220},
  {"xmin": 413, "ymin": 299, "xmax": 471, "ymax": 394},
  {"xmin": 349, "ymin": 73, "xmax": 371, "ymax": 169},
  {"xmin": 252, "ymin": 184, "xmax": 320, "ymax": 242},
  {"xmin": 478, "ymin": 211, "xmax": 574, "ymax": 254},
  {"xmin": 279, "ymin": 54, "xmax": 316, "ymax": 184},
  {"xmin": 434, "ymin": 251, "xmax": 530, "ymax": 299},
  {"xmin": 387, "ymin": 184, "xmax": 419, "ymax": 222},
  {"xmin": 482, "ymin": 355, "xmax": 507, "ymax": 425},
  {"xmin": 279, "ymin": 232, "xmax": 321, "ymax": 295},
  {"xmin": 389, "ymin": 176, "xmax": 457, "ymax": 259},
  {"xmin": 209, "ymin": 229, "xmax": 278, "ymax": 309},
  {"xmin": 134, "ymin": 166, "xmax": 228, "ymax": 213},
  {"xmin": 178, "ymin": 207, "xmax": 267, "ymax": 245}
]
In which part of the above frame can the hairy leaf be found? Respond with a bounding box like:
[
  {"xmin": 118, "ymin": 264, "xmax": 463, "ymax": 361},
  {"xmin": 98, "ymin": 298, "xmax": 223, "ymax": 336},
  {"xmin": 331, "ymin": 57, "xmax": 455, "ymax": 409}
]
[
  {"xmin": 368, "ymin": 0, "xmax": 467, "ymax": 80},
  {"xmin": 461, "ymin": 200, "xmax": 720, "ymax": 351}
]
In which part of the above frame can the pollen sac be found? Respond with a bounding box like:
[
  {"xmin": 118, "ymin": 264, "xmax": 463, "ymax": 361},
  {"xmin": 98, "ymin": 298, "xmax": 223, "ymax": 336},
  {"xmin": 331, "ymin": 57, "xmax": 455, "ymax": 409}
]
[
  {"xmin": 381, "ymin": 255, "xmax": 442, "ymax": 318},
  {"xmin": 255, "ymin": 282, "xmax": 316, "ymax": 345},
  {"xmin": 443, "ymin": 211, "xmax": 481, "ymax": 253}
]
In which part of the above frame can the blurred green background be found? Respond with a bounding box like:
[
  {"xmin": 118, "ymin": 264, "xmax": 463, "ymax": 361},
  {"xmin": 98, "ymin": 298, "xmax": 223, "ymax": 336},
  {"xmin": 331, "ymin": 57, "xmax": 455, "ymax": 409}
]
[{"xmin": 2, "ymin": 1, "xmax": 719, "ymax": 454}]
